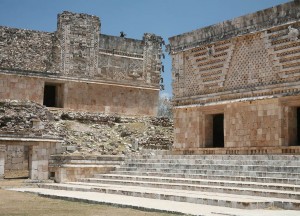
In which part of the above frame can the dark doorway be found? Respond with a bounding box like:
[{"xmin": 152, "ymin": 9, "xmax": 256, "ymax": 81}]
[
  {"xmin": 213, "ymin": 114, "xmax": 224, "ymax": 147},
  {"xmin": 43, "ymin": 85, "xmax": 56, "ymax": 107},
  {"xmin": 297, "ymin": 108, "xmax": 300, "ymax": 145}
]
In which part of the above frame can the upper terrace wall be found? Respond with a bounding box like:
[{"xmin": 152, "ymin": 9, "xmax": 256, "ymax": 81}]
[
  {"xmin": 0, "ymin": 11, "xmax": 163, "ymax": 89},
  {"xmin": 99, "ymin": 34, "xmax": 144, "ymax": 54},
  {"xmin": 0, "ymin": 27, "xmax": 53, "ymax": 72},
  {"xmin": 168, "ymin": 0, "xmax": 300, "ymax": 106},
  {"xmin": 169, "ymin": 0, "xmax": 300, "ymax": 51}
]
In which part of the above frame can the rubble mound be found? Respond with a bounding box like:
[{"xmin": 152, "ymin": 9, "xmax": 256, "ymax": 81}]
[
  {"xmin": 53, "ymin": 110, "xmax": 173, "ymax": 155},
  {"xmin": 0, "ymin": 100, "xmax": 173, "ymax": 155},
  {"xmin": 0, "ymin": 100, "xmax": 55, "ymax": 137}
]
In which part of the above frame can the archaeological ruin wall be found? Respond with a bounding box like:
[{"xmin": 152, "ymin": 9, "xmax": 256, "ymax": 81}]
[
  {"xmin": 0, "ymin": 11, "xmax": 163, "ymax": 116},
  {"xmin": 168, "ymin": 0, "xmax": 300, "ymax": 154}
]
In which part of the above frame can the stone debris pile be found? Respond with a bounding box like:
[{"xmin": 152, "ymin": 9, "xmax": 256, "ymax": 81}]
[
  {"xmin": 0, "ymin": 100, "xmax": 173, "ymax": 155},
  {"xmin": 54, "ymin": 111, "xmax": 173, "ymax": 155},
  {"xmin": 0, "ymin": 100, "xmax": 55, "ymax": 136}
]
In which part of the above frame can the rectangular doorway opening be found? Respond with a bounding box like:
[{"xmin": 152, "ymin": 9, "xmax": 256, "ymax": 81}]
[
  {"xmin": 43, "ymin": 83, "xmax": 63, "ymax": 108},
  {"xmin": 213, "ymin": 114, "xmax": 224, "ymax": 148}
]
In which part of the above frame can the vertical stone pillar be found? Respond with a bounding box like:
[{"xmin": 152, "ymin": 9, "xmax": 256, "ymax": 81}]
[
  {"xmin": 142, "ymin": 33, "xmax": 163, "ymax": 86},
  {"xmin": 30, "ymin": 142, "xmax": 49, "ymax": 180},
  {"xmin": 0, "ymin": 145, "xmax": 6, "ymax": 179},
  {"xmin": 57, "ymin": 11, "xmax": 100, "ymax": 77},
  {"xmin": 29, "ymin": 141, "xmax": 62, "ymax": 181}
]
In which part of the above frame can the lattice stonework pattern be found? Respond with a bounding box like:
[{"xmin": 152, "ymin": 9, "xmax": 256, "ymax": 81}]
[
  {"xmin": 173, "ymin": 22, "xmax": 300, "ymax": 99},
  {"xmin": 175, "ymin": 39, "xmax": 234, "ymax": 98},
  {"xmin": 265, "ymin": 23, "xmax": 300, "ymax": 82},
  {"xmin": 225, "ymin": 33, "xmax": 274, "ymax": 89}
]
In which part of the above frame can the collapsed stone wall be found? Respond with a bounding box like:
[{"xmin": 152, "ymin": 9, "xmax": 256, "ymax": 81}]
[
  {"xmin": 0, "ymin": 100, "xmax": 55, "ymax": 137},
  {"xmin": 0, "ymin": 100, "xmax": 173, "ymax": 156},
  {"xmin": 55, "ymin": 111, "xmax": 174, "ymax": 154}
]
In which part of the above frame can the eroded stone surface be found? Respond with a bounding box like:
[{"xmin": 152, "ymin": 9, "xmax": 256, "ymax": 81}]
[{"xmin": 0, "ymin": 11, "xmax": 163, "ymax": 116}]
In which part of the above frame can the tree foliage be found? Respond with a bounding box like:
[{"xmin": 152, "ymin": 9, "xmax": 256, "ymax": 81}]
[{"xmin": 157, "ymin": 95, "xmax": 173, "ymax": 118}]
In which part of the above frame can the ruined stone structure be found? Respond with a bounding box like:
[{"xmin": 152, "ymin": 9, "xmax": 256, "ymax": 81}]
[
  {"xmin": 0, "ymin": 137, "xmax": 62, "ymax": 180},
  {"xmin": 0, "ymin": 11, "xmax": 163, "ymax": 116},
  {"xmin": 168, "ymin": 0, "xmax": 300, "ymax": 154}
]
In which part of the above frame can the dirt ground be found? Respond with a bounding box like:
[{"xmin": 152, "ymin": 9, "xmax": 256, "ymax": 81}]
[{"xmin": 0, "ymin": 180, "xmax": 178, "ymax": 216}]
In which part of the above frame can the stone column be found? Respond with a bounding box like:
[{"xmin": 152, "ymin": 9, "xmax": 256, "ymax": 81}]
[
  {"xmin": 30, "ymin": 142, "xmax": 49, "ymax": 180},
  {"xmin": 0, "ymin": 145, "xmax": 6, "ymax": 179}
]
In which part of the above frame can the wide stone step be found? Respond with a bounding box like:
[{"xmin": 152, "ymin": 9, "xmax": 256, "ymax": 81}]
[
  {"xmin": 114, "ymin": 167, "xmax": 300, "ymax": 178},
  {"xmin": 78, "ymin": 177, "xmax": 300, "ymax": 199},
  {"xmin": 91, "ymin": 174, "xmax": 300, "ymax": 191},
  {"xmin": 128, "ymin": 155, "xmax": 300, "ymax": 161},
  {"xmin": 37, "ymin": 182, "xmax": 300, "ymax": 210},
  {"xmin": 104, "ymin": 171, "xmax": 300, "ymax": 185},
  {"xmin": 126, "ymin": 159, "xmax": 300, "ymax": 166},
  {"xmin": 123, "ymin": 163, "xmax": 300, "ymax": 172}
]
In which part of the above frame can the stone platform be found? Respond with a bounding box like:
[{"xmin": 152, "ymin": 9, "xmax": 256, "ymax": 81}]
[{"xmin": 9, "ymin": 154, "xmax": 300, "ymax": 214}]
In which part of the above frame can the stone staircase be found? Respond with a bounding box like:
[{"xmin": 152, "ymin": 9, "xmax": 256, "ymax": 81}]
[{"xmin": 38, "ymin": 154, "xmax": 300, "ymax": 210}]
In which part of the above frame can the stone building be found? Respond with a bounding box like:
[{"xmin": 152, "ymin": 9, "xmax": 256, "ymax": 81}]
[
  {"xmin": 0, "ymin": 11, "xmax": 163, "ymax": 116},
  {"xmin": 0, "ymin": 11, "xmax": 163, "ymax": 180},
  {"xmin": 168, "ymin": 0, "xmax": 300, "ymax": 154}
]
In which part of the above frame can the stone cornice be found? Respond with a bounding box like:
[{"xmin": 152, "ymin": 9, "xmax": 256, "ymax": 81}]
[{"xmin": 168, "ymin": 1, "xmax": 300, "ymax": 54}]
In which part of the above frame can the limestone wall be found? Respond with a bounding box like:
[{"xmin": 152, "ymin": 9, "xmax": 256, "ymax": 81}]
[
  {"xmin": 0, "ymin": 11, "xmax": 160, "ymax": 86},
  {"xmin": 170, "ymin": 0, "xmax": 300, "ymax": 150},
  {"xmin": 30, "ymin": 141, "xmax": 62, "ymax": 180},
  {"xmin": 0, "ymin": 73, "xmax": 158, "ymax": 115},
  {"xmin": 0, "ymin": 11, "xmax": 162, "ymax": 116},
  {"xmin": 225, "ymin": 99, "xmax": 282, "ymax": 148},
  {"xmin": 0, "ymin": 73, "xmax": 44, "ymax": 104},
  {"xmin": 0, "ymin": 140, "xmax": 62, "ymax": 180},
  {"xmin": 99, "ymin": 34, "xmax": 144, "ymax": 54},
  {"xmin": 63, "ymin": 80, "xmax": 159, "ymax": 115},
  {"xmin": 54, "ymin": 11, "xmax": 162, "ymax": 88},
  {"xmin": 173, "ymin": 107, "xmax": 202, "ymax": 149},
  {"xmin": 0, "ymin": 27, "xmax": 53, "ymax": 72},
  {"xmin": 49, "ymin": 155, "xmax": 125, "ymax": 183},
  {"xmin": 169, "ymin": 0, "xmax": 300, "ymax": 106},
  {"xmin": 0, "ymin": 145, "xmax": 4, "ymax": 179},
  {"xmin": 174, "ymin": 97, "xmax": 300, "ymax": 149},
  {"xmin": 169, "ymin": 0, "xmax": 300, "ymax": 51},
  {"xmin": 5, "ymin": 145, "xmax": 29, "ymax": 171}
]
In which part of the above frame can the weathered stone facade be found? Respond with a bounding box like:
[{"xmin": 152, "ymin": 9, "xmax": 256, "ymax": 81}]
[
  {"xmin": 0, "ymin": 138, "xmax": 62, "ymax": 180},
  {"xmin": 0, "ymin": 11, "xmax": 163, "ymax": 115},
  {"xmin": 5, "ymin": 145, "xmax": 29, "ymax": 171},
  {"xmin": 168, "ymin": 0, "xmax": 300, "ymax": 153}
]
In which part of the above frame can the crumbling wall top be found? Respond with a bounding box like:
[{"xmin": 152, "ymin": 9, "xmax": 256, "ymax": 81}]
[
  {"xmin": 99, "ymin": 34, "xmax": 144, "ymax": 55},
  {"xmin": 57, "ymin": 11, "xmax": 101, "ymax": 32}
]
